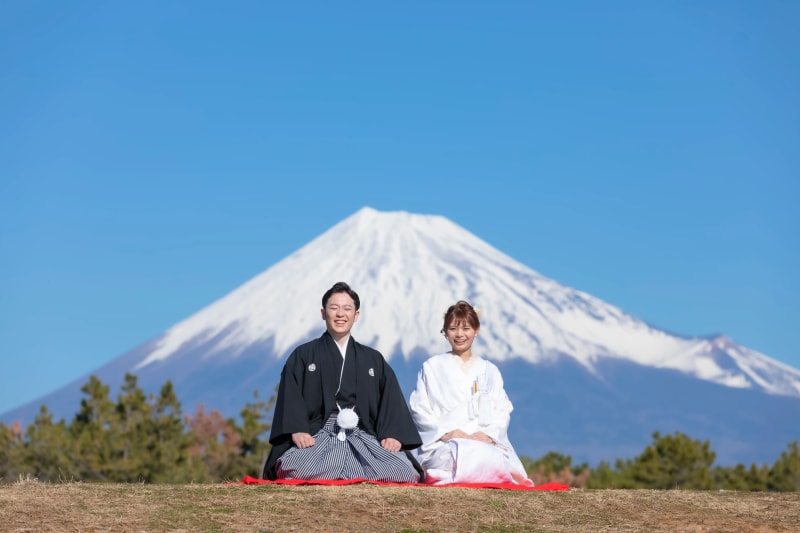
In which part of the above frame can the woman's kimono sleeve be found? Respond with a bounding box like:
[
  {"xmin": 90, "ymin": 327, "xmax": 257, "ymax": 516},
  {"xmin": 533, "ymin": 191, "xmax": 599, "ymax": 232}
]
[
  {"xmin": 409, "ymin": 363, "xmax": 451, "ymax": 454},
  {"xmin": 480, "ymin": 364, "xmax": 513, "ymax": 443}
]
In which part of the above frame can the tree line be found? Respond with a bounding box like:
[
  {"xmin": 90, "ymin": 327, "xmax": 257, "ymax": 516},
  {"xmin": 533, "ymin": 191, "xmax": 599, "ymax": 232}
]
[
  {"xmin": 1, "ymin": 374, "xmax": 798, "ymax": 490},
  {"xmin": 523, "ymin": 435, "xmax": 799, "ymax": 491},
  {"xmin": 0, "ymin": 374, "xmax": 272, "ymax": 483}
]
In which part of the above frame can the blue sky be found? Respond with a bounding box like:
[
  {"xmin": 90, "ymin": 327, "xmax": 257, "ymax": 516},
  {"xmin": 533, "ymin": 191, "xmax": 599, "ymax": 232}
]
[{"xmin": 1, "ymin": 1, "xmax": 798, "ymax": 416}]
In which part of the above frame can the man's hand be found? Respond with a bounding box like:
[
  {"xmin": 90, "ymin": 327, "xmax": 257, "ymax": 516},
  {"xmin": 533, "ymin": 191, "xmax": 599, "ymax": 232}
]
[
  {"xmin": 381, "ymin": 437, "xmax": 401, "ymax": 452},
  {"xmin": 292, "ymin": 432, "xmax": 316, "ymax": 448},
  {"xmin": 468, "ymin": 431, "xmax": 494, "ymax": 444},
  {"xmin": 440, "ymin": 429, "xmax": 470, "ymax": 442}
]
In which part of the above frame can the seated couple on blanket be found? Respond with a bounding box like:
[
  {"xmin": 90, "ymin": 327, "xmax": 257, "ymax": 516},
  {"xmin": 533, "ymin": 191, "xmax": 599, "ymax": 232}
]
[{"xmin": 262, "ymin": 282, "xmax": 533, "ymax": 486}]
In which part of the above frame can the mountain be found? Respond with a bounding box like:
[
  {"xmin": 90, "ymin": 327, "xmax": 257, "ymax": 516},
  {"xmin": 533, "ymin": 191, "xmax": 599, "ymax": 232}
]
[{"xmin": 3, "ymin": 207, "xmax": 800, "ymax": 465}]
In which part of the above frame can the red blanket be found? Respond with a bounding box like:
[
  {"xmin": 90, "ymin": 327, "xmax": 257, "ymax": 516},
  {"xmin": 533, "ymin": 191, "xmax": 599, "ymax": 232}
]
[{"xmin": 237, "ymin": 475, "xmax": 569, "ymax": 491}]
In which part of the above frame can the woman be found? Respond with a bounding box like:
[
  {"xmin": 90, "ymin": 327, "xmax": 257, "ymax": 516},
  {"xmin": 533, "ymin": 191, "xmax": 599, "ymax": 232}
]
[{"xmin": 409, "ymin": 300, "xmax": 533, "ymax": 485}]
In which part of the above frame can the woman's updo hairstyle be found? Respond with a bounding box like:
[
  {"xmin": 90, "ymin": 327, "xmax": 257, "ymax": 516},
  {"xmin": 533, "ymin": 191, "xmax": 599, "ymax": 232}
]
[{"xmin": 441, "ymin": 300, "xmax": 480, "ymax": 335}]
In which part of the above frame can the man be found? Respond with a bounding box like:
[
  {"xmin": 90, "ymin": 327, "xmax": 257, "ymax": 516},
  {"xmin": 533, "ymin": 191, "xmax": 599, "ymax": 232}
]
[{"xmin": 262, "ymin": 281, "xmax": 423, "ymax": 482}]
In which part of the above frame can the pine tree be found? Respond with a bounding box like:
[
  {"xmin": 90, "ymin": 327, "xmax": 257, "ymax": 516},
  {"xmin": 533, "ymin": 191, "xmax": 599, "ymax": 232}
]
[
  {"xmin": 148, "ymin": 380, "xmax": 191, "ymax": 483},
  {"xmin": 746, "ymin": 463, "xmax": 770, "ymax": 491},
  {"xmin": 232, "ymin": 389, "xmax": 274, "ymax": 478},
  {"xmin": 628, "ymin": 431, "xmax": 716, "ymax": 489},
  {"xmin": 587, "ymin": 460, "xmax": 625, "ymax": 489},
  {"xmin": 70, "ymin": 375, "xmax": 121, "ymax": 481},
  {"xmin": 768, "ymin": 441, "xmax": 800, "ymax": 492},
  {"xmin": 712, "ymin": 463, "xmax": 751, "ymax": 491},
  {"xmin": 0, "ymin": 423, "xmax": 17, "ymax": 480},
  {"xmin": 115, "ymin": 373, "xmax": 152, "ymax": 481},
  {"xmin": 0, "ymin": 421, "xmax": 24, "ymax": 480},
  {"xmin": 19, "ymin": 406, "xmax": 74, "ymax": 481}
]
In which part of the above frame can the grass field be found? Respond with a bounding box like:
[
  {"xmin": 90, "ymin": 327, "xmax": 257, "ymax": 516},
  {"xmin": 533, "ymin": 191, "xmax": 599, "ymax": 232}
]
[{"xmin": 2, "ymin": 478, "xmax": 799, "ymax": 532}]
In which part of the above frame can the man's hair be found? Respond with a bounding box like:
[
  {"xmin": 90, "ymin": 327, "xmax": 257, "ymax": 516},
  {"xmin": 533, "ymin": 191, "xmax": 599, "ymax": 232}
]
[{"xmin": 322, "ymin": 281, "xmax": 361, "ymax": 310}]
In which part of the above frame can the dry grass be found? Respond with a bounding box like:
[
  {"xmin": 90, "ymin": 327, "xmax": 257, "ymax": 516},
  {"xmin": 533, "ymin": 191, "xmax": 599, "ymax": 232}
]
[{"xmin": 2, "ymin": 478, "xmax": 799, "ymax": 532}]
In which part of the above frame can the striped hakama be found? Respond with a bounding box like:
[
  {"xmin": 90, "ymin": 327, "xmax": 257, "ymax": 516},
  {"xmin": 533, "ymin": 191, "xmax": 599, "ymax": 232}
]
[{"xmin": 275, "ymin": 414, "xmax": 420, "ymax": 482}]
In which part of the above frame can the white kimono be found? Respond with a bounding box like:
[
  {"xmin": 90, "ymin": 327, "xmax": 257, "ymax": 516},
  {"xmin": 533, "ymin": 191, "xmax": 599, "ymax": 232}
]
[{"xmin": 409, "ymin": 353, "xmax": 533, "ymax": 485}]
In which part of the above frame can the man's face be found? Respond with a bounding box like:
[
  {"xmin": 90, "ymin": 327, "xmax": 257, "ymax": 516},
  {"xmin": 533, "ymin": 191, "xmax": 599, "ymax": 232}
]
[{"xmin": 321, "ymin": 292, "xmax": 360, "ymax": 337}]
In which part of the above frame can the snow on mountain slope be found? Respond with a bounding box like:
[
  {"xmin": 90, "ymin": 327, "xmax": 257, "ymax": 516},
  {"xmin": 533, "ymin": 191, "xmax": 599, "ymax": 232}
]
[{"xmin": 133, "ymin": 207, "xmax": 800, "ymax": 398}]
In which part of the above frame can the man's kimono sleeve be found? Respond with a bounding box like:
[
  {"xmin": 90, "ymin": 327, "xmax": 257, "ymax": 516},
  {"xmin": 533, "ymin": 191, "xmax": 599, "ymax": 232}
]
[
  {"xmin": 375, "ymin": 361, "xmax": 422, "ymax": 451},
  {"xmin": 268, "ymin": 350, "xmax": 310, "ymax": 445}
]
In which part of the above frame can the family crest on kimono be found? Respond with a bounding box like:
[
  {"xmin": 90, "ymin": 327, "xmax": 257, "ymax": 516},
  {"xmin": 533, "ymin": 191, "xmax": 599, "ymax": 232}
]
[
  {"xmin": 262, "ymin": 282, "xmax": 423, "ymax": 482},
  {"xmin": 409, "ymin": 300, "xmax": 534, "ymax": 486}
]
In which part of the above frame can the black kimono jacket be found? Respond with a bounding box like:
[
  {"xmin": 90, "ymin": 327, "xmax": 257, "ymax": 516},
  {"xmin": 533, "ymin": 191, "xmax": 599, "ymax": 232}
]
[{"xmin": 262, "ymin": 331, "xmax": 423, "ymax": 479}]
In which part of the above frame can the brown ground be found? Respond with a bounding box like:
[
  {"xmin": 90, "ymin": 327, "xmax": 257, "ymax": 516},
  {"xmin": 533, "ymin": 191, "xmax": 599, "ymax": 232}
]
[{"xmin": 1, "ymin": 478, "xmax": 799, "ymax": 532}]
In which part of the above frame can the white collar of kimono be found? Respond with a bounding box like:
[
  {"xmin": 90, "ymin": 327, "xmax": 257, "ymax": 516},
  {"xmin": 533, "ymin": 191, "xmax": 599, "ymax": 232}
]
[
  {"xmin": 449, "ymin": 352, "xmax": 476, "ymax": 373},
  {"xmin": 334, "ymin": 333, "xmax": 350, "ymax": 396},
  {"xmin": 334, "ymin": 334, "xmax": 350, "ymax": 358}
]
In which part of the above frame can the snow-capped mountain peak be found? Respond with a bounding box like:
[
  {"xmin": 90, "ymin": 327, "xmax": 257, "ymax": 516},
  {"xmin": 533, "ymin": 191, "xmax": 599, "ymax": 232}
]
[{"xmin": 133, "ymin": 207, "xmax": 800, "ymax": 398}]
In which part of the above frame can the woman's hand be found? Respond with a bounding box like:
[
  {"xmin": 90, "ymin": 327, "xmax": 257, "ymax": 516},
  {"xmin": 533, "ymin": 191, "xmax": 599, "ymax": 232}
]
[
  {"xmin": 468, "ymin": 432, "xmax": 494, "ymax": 444},
  {"xmin": 440, "ymin": 429, "xmax": 470, "ymax": 442}
]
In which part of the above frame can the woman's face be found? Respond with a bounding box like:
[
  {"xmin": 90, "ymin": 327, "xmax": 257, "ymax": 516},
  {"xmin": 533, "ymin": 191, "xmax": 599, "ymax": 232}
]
[{"xmin": 445, "ymin": 319, "xmax": 478, "ymax": 356}]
